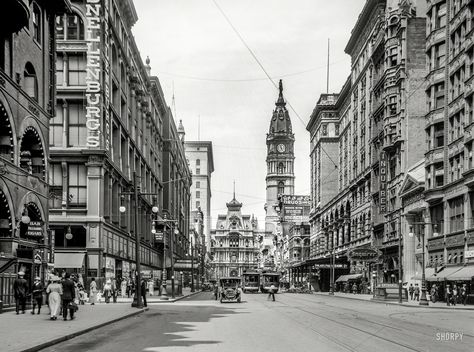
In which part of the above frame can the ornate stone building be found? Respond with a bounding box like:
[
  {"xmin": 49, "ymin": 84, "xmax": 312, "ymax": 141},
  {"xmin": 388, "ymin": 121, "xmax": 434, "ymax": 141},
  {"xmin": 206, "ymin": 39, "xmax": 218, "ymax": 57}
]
[
  {"xmin": 0, "ymin": 0, "xmax": 70, "ymax": 306},
  {"xmin": 307, "ymin": 0, "xmax": 428, "ymax": 291},
  {"xmin": 211, "ymin": 194, "xmax": 261, "ymax": 278}
]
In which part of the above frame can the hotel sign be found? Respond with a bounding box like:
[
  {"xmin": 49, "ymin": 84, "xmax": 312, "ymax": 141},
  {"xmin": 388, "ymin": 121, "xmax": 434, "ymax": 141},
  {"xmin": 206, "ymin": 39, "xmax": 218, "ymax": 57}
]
[
  {"xmin": 26, "ymin": 221, "xmax": 43, "ymax": 238},
  {"xmin": 379, "ymin": 151, "xmax": 387, "ymax": 213}
]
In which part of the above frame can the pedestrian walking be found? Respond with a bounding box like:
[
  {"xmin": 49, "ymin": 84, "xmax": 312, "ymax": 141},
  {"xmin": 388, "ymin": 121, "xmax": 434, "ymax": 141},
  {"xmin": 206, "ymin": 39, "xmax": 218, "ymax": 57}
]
[
  {"xmin": 461, "ymin": 284, "xmax": 468, "ymax": 306},
  {"xmin": 13, "ymin": 271, "xmax": 28, "ymax": 315},
  {"xmin": 446, "ymin": 284, "xmax": 452, "ymax": 306},
  {"xmin": 214, "ymin": 284, "xmax": 218, "ymax": 300},
  {"xmin": 430, "ymin": 284, "xmax": 438, "ymax": 303},
  {"xmin": 121, "ymin": 278, "xmax": 127, "ymax": 298},
  {"xmin": 30, "ymin": 276, "xmax": 44, "ymax": 315},
  {"xmin": 268, "ymin": 284, "xmax": 276, "ymax": 301},
  {"xmin": 141, "ymin": 278, "xmax": 148, "ymax": 307},
  {"xmin": 408, "ymin": 284, "xmax": 414, "ymax": 300},
  {"xmin": 46, "ymin": 276, "xmax": 62, "ymax": 320},
  {"xmin": 104, "ymin": 279, "xmax": 112, "ymax": 303},
  {"xmin": 127, "ymin": 278, "xmax": 132, "ymax": 298},
  {"xmin": 112, "ymin": 277, "xmax": 118, "ymax": 303},
  {"xmin": 452, "ymin": 285, "xmax": 458, "ymax": 306},
  {"xmin": 352, "ymin": 282, "xmax": 358, "ymax": 294},
  {"xmin": 414, "ymin": 283, "xmax": 420, "ymax": 301},
  {"xmin": 148, "ymin": 279, "xmax": 154, "ymax": 296},
  {"xmin": 61, "ymin": 273, "xmax": 76, "ymax": 321},
  {"xmin": 89, "ymin": 277, "xmax": 98, "ymax": 305}
]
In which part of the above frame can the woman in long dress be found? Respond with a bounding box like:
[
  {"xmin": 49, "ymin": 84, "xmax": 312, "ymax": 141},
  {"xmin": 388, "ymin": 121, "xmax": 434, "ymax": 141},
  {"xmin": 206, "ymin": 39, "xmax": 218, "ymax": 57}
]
[
  {"xmin": 89, "ymin": 278, "xmax": 97, "ymax": 305},
  {"xmin": 46, "ymin": 276, "xmax": 62, "ymax": 320}
]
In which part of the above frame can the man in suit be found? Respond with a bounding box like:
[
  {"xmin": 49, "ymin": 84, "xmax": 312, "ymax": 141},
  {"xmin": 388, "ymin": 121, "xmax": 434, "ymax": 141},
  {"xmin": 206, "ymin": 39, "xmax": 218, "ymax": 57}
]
[
  {"xmin": 13, "ymin": 271, "xmax": 28, "ymax": 314},
  {"xmin": 61, "ymin": 273, "xmax": 76, "ymax": 321}
]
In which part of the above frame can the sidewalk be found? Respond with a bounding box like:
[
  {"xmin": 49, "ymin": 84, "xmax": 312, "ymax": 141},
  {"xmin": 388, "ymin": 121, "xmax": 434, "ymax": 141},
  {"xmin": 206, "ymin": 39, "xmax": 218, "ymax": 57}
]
[
  {"xmin": 1, "ymin": 304, "xmax": 147, "ymax": 352},
  {"xmin": 309, "ymin": 291, "xmax": 474, "ymax": 310},
  {"xmin": 1, "ymin": 288, "xmax": 201, "ymax": 352},
  {"xmin": 114, "ymin": 287, "xmax": 201, "ymax": 303}
]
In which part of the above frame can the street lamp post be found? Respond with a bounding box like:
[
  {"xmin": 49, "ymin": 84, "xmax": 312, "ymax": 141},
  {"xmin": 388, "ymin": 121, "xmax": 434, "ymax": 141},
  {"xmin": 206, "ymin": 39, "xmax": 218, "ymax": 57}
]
[
  {"xmin": 329, "ymin": 249, "xmax": 335, "ymax": 295},
  {"xmin": 409, "ymin": 222, "xmax": 434, "ymax": 306},
  {"xmin": 191, "ymin": 235, "xmax": 195, "ymax": 293}
]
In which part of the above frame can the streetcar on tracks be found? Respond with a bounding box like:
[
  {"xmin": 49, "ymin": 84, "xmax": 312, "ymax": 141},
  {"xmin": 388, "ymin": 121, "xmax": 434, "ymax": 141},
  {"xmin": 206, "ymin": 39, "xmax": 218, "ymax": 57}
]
[
  {"xmin": 260, "ymin": 272, "xmax": 280, "ymax": 293},
  {"xmin": 242, "ymin": 271, "xmax": 260, "ymax": 293},
  {"xmin": 219, "ymin": 277, "xmax": 242, "ymax": 303}
]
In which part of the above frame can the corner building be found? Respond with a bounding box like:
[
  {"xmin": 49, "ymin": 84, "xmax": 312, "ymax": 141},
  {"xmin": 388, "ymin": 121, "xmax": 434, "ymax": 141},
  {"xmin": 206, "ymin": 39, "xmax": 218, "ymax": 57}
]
[
  {"xmin": 307, "ymin": 0, "xmax": 428, "ymax": 291},
  {"xmin": 49, "ymin": 0, "xmax": 190, "ymax": 287},
  {"xmin": 0, "ymin": 0, "xmax": 70, "ymax": 305}
]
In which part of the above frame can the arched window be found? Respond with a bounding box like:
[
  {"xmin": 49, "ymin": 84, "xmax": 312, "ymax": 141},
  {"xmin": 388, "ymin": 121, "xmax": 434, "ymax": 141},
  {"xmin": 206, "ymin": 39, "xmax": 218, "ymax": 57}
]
[
  {"xmin": 277, "ymin": 181, "xmax": 284, "ymax": 195},
  {"xmin": 32, "ymin": 3, "xmax": 41, "ymax": 44},
  {"xmin": 277, "ymin": 162, "xmax": 285, "ymax": 174},
  {"xmin": 24, "ymin": 62, "xmax": 38, "ymax": 101},
  {"xmin": 196, "ymin": 159, "xmax": 201, "ymax": 166}
]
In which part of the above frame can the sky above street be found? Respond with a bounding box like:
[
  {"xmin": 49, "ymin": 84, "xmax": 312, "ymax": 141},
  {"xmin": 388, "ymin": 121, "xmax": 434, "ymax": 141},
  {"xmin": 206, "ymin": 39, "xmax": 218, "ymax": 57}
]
[{"xmin": 132, "ymin": 0, "xmax": 366, "ymax": 226}]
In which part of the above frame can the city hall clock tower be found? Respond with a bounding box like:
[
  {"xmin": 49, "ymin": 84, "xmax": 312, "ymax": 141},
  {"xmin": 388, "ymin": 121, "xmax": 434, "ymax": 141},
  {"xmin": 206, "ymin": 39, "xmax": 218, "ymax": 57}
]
[{"xmin": 265, "ymin": 80, "xmax": 295, "ymax": 233}]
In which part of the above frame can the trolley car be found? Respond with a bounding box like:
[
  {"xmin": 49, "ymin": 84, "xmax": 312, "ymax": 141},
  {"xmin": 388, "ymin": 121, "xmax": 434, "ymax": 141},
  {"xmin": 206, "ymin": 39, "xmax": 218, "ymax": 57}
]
[
  {"xmin": 260, "ymin": 272, "xmax": 280, "ymax": 293},
  {"xmin": 242, "ymin": 271, "xmax": 260, "ymax": 293}
]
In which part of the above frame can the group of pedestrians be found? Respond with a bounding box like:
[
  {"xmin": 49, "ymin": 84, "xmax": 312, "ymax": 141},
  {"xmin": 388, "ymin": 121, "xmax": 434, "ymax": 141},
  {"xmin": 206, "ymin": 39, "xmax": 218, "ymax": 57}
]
[
  {"xmin": 408, "ymin": 283, "xmax": 421, "ymax": 301},
  {"xmin": 13, "ymin": 271, "xmax": 80, "ymax": 321},
  {"xmin": 446, "ymin": 283, "xmax": 468, "ymax": 306}
]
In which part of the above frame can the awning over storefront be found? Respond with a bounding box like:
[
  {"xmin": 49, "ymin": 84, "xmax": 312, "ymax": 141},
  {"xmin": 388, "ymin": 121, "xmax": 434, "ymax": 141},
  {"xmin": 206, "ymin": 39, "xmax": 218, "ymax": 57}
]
[
  {"xmin": 445, "ymin": 266, "xmax": 474, "ymax": 281},
  {"xmin": 54, "ymin": 252, "xmax": 85, "ymax": 269},
  {"xmin": 335, "ymin": 273, "xmax": 362, "ymax": 283},
  {"xmin": 426, "ymin": 266, "xmax": 461, "ymax": 282}
]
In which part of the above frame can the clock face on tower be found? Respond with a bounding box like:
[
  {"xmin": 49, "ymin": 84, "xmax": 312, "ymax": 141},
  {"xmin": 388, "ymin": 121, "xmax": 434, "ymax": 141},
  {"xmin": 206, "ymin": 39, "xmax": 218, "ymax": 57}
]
[{"xmin": 277, "ymin": 144, "xmax": 286, "ymax": 153}]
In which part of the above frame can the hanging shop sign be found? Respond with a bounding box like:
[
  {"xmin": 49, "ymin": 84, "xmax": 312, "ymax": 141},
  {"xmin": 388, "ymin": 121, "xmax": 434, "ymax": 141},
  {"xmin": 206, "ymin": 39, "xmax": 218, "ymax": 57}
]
[
  {"xmin": 26, "ymin": 221, "xmax": 43, "ymax": 238},
  {"xmin": 465, "ymin": 250, "xmax": 474, "ymax": 259},
  {"xmin": 281, "ymin": 195, "xmax": 311, "ymax": 223},
  {"xmin": 347, "ymin": 247, "xmax": 381, "ymax": 262},
  {"xmin": 379, "ymin": 151, "xmax": 387, "ymax": 213},
  {"xmin": 154, "ymin": 231, "xmax": 164, "ymax": 242},
  {"xmin": 313, "ymin": 264, "xmax": 348, "ymax": 269}
]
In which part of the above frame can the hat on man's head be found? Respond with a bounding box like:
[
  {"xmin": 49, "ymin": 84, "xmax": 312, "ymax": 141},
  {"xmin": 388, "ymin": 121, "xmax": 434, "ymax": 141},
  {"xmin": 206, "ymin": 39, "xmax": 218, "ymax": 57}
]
[
  {"xmin": 18, "ymin": 271, "xmax": 25, "ymax": 276},
  {"xmin": 34, "ymin": 276, "xmax": 41, "ymax": 281}
]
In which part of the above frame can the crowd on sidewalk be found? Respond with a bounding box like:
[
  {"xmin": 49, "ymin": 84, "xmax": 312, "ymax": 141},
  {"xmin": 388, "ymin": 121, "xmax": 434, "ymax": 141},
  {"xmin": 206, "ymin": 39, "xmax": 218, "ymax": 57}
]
[
  {"xmin": 12, "ymin": 271, "xmax": 160, "ymax": 320},
  {"xmin": 407, "ymin": 282, "xmax": 469, "ymax": 306}
]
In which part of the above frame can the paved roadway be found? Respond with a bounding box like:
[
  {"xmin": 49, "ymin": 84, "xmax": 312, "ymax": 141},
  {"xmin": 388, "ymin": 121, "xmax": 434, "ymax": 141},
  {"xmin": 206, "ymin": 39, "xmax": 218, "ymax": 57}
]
[{"xmin": 41, "ymin": 291, "xmax": 474, "ymax": 352}]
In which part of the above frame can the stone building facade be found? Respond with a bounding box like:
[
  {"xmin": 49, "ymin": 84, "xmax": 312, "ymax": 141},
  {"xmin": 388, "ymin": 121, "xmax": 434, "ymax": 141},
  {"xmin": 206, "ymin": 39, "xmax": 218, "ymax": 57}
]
[
  {"xmin": 211, "ymin": 196, "xmax": 261, "ymax": 278},
  {"xmin": 49, "ymin": 0, "xmax": 190, "ymax": 287},
  {"xmin": 307, "ymin": 0, "xmax": 428, "ymax": 291},
  {"xmin": 0, "ymin": 0, "xmax": 70, "ymax": 305}
]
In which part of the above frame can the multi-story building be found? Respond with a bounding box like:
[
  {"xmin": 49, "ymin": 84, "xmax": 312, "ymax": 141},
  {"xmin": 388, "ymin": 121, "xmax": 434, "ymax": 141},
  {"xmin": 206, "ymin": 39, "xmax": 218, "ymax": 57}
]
[
  {"xmin": 263, "ymin": 80, "xmax": 295, "ymax": 268},
  {"xmin": 211, "ymin": 195, "xmax": 261, "ymax": 278},
  {"xmin": 307, "ymin": 0, "xmax": 427, "ymax": 291},
  {"xmin": 0, "ymin": 0, "xmax": 70, "ymax": 306},
  {"xmin": 184, "ymin": 140, "xmax": 214, "ymax": 250},
  {"xmin": 49, "ymin": 0, "xmax": 190, "ymax": 288},
  {"xmin": 419, "ymin": 0, "xmax": 474, "ymax": 289}
]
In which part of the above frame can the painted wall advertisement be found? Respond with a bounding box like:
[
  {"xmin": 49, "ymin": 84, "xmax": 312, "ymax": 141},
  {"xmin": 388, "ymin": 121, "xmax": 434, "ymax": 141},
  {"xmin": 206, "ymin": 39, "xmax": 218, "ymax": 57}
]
[
  {"xmin": 281, "ymin": 195, "xmax": 311, "ymax": 223},
  {"xmin": 105, "ymin": 256, "xmax": 115, "ymax": 279}
]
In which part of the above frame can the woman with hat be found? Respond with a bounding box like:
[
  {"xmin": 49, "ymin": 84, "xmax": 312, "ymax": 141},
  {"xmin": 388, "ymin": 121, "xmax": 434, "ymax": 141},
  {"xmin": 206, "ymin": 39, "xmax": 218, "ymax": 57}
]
[
  {"xmin": 31, "ymin": 276, "xmax": 44, "ymax": 315},
  {"xmin": 46, "ymin": 275, "xmax": 62, "ymax": 320}
]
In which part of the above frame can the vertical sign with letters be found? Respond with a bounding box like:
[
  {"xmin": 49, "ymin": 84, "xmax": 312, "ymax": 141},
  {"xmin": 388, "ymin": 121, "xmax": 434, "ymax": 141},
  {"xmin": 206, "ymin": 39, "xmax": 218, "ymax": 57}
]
[
  {"xmin": 379, "ymin": 151, "xmax": 387, "ymax": 213},
  {"xmin": 102, "ymin": 0, "xmax": 111, "ymax": 154},
  {"xmin": 85, "ymin": 0, "xmax": 102, "ymax": 148}
]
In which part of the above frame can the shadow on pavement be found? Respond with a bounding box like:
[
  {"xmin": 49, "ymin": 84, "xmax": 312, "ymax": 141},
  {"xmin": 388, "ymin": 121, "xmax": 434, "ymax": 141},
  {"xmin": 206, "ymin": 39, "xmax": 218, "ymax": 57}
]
[{"xmin": 42, "ymin": 294, "xmax": 247, "ymax": 352}]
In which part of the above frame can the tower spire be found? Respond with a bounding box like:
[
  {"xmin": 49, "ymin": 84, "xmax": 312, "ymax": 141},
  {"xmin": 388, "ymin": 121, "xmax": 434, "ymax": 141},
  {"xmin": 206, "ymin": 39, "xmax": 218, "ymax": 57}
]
[
  {"xmin": 276, "ymin": 79, "xmax": 285, "ymax": 106},
  {"xmin": 233, "ymin": 180, "xmax": 236, "ymax": 200}
]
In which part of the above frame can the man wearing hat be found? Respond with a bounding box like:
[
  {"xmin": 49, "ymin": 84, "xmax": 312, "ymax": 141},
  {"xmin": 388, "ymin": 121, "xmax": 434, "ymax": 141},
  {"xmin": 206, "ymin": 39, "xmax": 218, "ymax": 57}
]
[
  {"xmin": 13, "ymin": 271, "xmax": 28, "ymax": 314},
  {"xmin": 31, "ymin": 276, "xmax": 44, "ymax": 315}
]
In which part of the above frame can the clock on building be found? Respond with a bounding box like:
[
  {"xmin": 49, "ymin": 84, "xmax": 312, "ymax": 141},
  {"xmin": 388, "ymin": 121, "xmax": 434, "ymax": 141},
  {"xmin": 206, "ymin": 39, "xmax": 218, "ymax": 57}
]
[{"xmin": 277, "ymin": 144, "xmax": 286, "ymax": 153}]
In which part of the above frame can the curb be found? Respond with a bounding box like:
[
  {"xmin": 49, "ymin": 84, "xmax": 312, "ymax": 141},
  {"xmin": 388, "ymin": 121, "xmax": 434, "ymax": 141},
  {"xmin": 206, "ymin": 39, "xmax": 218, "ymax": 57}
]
[
  {"xmin": 114, "ymin": 290, "xmax": 203, "ymax": 304},
  {"xmin": 19, "ymin": 307, "xmax": 149, "ymax": 352},
  {"xmin": 170, "ymin": 290, "xmax": 202, "ymax": 302},
  {"xmin": 309, "ymin": 293, "xmax": 474, "ymax": 311}
]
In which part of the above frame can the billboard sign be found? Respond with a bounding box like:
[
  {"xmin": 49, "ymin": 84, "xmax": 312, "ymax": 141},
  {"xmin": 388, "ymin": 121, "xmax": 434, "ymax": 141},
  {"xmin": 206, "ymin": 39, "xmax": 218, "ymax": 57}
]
[
  {"xmin": 379, "ymin": 151, "xmax": 387, "ymax": 213},
  {"xmin": 347, "ymin": 247, "xmax": 381, "ymax": 262},
  {"xmin": 281, "ymin": 195, "xmax": 311, "ymax": 223}
]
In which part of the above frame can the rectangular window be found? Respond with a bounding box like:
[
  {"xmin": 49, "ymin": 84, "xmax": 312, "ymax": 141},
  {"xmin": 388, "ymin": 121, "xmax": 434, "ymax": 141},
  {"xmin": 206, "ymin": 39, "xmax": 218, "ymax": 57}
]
[
  {"xmin": 68, "ymin": 103, "xmax": 87, "ymax": 147},
  {"xmin": 196, "ymin": 181, "xmax": 200, "ymax": 188},
  {"xmin": 49, "ymin": 164, "xmax": 63, "ymax": 209},
  {"xmin": 50, "ymin": 104, "xmax": 64, "ymax": 146},
  {"xmin": 434, "ymin": 83, "xmax": 445, "ymax": 109},
  {"xmin": 196, "ymin": 191, "xmax": 200, "ymax": 199},
  {"xmin": 68, "ymin": 54, "xmax": 86, "ymax": 86},
  {"xmin": 56, "ymin": 55, "xmax": 64, "ymax": 85},
  {"xmin": 68, "ymin": 164, "xmax": 87, "ymax": 207},
  {"xmin": 436, "ymin": 3, "xmax": 447, "ymax": 29},
  {"xmin": 196, "ymin": 168, "xmax": 200, "ymax": 175},
  {"xmin": 196, "ymin": 201, "xmax": 200, "ymax": 208},
  {"xmin": 435, "ymin": 42, "xmax": 445, "ymax": 69},
  {"xmin": 449, "ymin": 196, "xmax": 464, "ymax": 232},
  {"xmin": 33, "ymin": 6, "xmax": 41, "ymax": 44}
]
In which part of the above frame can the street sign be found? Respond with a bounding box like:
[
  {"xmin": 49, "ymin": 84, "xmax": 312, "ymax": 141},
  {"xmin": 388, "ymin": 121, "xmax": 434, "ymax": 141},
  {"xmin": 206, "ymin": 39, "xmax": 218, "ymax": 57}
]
[
  {"xmin": 465, "ymin": 250, "xmax": 474, "ymax": 259},
  {"xmin": 347, "ymin": 247, "xmax": 381, "ymax": 262}
]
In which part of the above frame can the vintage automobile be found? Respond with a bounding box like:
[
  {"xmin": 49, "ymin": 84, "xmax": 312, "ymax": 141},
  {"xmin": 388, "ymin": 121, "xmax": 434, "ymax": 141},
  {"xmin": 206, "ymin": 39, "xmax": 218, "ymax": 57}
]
[{"xmin": 219, "ymin": 277, "xmax": 242, "ymax": 303}]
